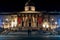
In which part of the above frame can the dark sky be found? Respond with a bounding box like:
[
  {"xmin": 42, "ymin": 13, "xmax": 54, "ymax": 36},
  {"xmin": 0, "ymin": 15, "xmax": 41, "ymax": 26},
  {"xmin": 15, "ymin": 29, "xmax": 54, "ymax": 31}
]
[{"xmin": 0, "ymin": 0, "xmax": 60, "ymax": 12}]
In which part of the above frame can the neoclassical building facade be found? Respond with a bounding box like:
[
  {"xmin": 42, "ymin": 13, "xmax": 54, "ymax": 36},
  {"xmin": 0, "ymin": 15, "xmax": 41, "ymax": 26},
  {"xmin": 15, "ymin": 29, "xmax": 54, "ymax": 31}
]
[{"xmin": 0, "ymin": 1, "xmax": 59, "ymax": 31}]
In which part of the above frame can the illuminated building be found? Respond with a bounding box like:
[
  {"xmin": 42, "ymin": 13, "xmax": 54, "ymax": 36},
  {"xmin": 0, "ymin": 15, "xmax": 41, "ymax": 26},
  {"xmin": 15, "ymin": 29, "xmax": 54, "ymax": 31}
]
[
  {"xmin": 0, "ymin": 0, "xmax": 59, "ymax": 31},
  {"xmin": 17, "ymin": 0, "xmax": 43, "ymax": 30}
]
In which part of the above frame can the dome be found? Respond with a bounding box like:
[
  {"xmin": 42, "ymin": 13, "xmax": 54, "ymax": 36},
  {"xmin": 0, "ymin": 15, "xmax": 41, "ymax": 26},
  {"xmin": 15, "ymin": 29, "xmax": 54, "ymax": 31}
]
[
  {"xmin": 24, "ymin": 0, "xmax": 35, "ymax": 11},
  {"xmin": 18, "ymin": 0, "xmax": 41, "ymax": 14}
]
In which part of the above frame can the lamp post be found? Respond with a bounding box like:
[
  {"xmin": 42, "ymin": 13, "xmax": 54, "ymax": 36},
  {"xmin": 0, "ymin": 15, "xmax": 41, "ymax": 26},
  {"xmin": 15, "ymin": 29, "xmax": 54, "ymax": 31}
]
[{"xmin": 51, "ymin": 18, "xmax": 54, "ymax": 30}]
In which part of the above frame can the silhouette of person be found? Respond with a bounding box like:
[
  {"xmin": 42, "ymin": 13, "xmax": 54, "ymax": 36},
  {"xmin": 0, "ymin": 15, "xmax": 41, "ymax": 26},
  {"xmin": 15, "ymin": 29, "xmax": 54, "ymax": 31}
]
[{"xmin": 28, "ymin": 27, "xmax": 31, "ymax": 36}]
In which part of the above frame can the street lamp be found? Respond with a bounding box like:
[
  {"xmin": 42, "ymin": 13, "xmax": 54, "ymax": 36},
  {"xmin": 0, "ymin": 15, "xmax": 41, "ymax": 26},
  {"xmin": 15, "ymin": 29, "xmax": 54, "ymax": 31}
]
[
  {"xmin": 5, "ymin": 18, "xmax": 9, "ymax": 21},
  {"xmin": 3, "ymin": 22, "xmax": 4, "ymax": 24},
  {"xmin": 43, "ymin": 24, "xmax": 45, "ymax": 28},
  {"xmin": 51, "ymin": 18, "xmax": 54, "ymax": 21},
  {"xmin": 46, "ymin": 25, "xmax": 49, "ymax": 28},
  {"xmin": 42, "ymin": 22, "xmax": 49, "ymax": 28},
  {"xmin": 55, "ymin": 22, "xmax": 57, "ymax": 24},
  {"xmin": 54, "ymin": 22, "xmax": 58, "ymax": 29}
]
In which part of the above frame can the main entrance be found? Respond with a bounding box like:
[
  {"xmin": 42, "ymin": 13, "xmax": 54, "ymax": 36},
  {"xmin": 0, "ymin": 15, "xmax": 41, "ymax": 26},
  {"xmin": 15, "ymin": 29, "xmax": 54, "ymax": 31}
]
[{"xmin": 18, "ymin": 13, "xmax": 42, "ymax": 30}]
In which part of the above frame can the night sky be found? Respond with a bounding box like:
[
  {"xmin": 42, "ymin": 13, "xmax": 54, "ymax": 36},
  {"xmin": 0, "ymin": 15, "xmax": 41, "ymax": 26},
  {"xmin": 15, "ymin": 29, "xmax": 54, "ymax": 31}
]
[{"xmin": 0, "ymin": 0, "xmax": 60, "ymax": 12}]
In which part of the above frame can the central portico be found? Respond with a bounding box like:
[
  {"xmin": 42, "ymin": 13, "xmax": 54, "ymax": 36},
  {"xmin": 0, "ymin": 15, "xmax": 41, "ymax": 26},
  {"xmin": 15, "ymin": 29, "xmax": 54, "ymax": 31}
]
[{"xmin": 17, "ymin": 0, "xmax": 43, "ymax": 30}]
